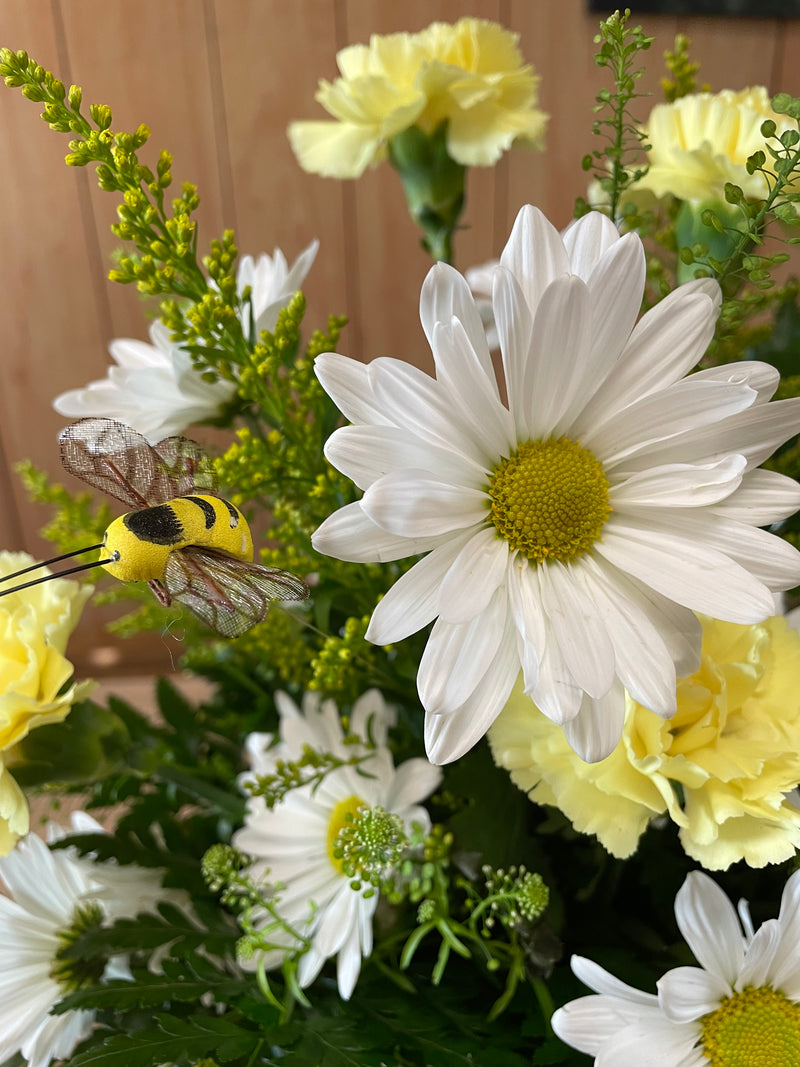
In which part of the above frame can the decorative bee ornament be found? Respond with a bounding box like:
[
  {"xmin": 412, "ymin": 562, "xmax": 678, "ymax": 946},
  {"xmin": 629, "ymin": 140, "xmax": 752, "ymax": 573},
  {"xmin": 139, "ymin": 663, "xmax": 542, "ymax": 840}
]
[{"xmin": 0, "ymin": 418, "xmax": 308, "ymax": 638}]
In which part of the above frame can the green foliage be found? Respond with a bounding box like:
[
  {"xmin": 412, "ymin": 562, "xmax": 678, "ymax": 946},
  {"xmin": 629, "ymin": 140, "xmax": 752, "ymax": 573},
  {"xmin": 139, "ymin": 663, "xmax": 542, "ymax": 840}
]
[
  {"xmin": 15, "ymin": 460, "xmax": 112, "ymax": 558},
  {"xmin": 578, "ymin": 10, "xmax": 653, "ymax": 221},
  {"xmin": 661, "ymin": 33, "xmax": 703, "ymax": 102}
]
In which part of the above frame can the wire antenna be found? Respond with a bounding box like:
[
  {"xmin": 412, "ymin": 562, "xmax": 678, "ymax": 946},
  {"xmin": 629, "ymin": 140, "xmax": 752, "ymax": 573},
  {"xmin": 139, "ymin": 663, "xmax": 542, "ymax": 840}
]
[
  {"xmin": 0, "ymin": 543, "xmax": 105, "ymax": 585},
  {"xmin": 0, "ymin": 556, "xmax": 114, "ymax": 599}
]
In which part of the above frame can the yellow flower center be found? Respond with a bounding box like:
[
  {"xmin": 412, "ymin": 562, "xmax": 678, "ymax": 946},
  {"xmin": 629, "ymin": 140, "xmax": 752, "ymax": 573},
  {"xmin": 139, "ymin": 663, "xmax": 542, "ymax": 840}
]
[
  {"xmin": 699, "ymin": 985, "xmax": 800, "ymax": 1066},
  {"xmin": 487, "ymin": 437, "xmax": 611, "ymax": 563},
  {"xmin": 326, "ymin": 795, "xmax": 365, "ymax": 875}
]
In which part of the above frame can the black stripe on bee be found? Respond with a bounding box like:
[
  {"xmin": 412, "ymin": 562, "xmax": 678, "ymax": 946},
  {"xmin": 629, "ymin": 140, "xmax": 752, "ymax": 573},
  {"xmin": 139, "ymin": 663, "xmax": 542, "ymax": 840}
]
[
  {"xmin": 183, "ymin": 495, "xmax": 217, "ymax": 530},
  {"xmin": 222, "ymin": 500, "xmax": 241, "ymax": 528},
  {"xmin": 123, "ymin": 504, "xmax": 184, "ymax": 545}
]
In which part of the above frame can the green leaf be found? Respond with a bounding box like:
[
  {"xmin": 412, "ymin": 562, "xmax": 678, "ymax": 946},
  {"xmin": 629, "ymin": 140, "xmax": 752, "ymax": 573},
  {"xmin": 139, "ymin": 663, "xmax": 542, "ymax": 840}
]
[{"xmin": 68, "ymin": 1014, "xmax": 262, "ymax": 1067}]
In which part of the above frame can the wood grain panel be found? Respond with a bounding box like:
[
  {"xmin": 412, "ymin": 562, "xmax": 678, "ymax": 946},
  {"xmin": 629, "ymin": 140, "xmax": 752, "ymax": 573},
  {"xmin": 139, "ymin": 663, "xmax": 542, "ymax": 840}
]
[
  {"xmin": 213, "ymin": 0, "xmax": 347, "ymax": 346},
  {"xmin": 0, "ymin": 2, "xmax": 108, "ymax": 557}
]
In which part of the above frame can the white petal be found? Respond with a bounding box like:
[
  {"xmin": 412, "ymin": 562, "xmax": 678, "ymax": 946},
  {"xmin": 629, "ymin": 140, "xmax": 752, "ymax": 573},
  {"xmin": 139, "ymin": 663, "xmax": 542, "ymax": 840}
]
[
  {"xmin": 579, "ymin": 556, "xmax": 677, "ymax": 715},
  {"xmin": 587, "ymin": 378, "xmax": 756, "ymax": 467},
  {"xmin": 499, "ymin": 205, "xmax": 569, "ymax": 318},
  {"xmin": 507, "ymin": 557, "xmax": 548, "ymax": 693},
  {"xmin": 675, "ymin": 872, "xmax": 744, "ymax": 986},
  {"xmin": 438, "ymin": 528, "xmax": 509, "ymax": 624},
  {"xmin": 493, "ymin": 266, "xmax": 535, "ymax": 437},
  {"xmin": 362, "ymin": 470, "xmax": 488, "ymax": 538},
  {"xmin": 638, "ymin": 510, "xmax": 800, "ymax": 592},
  {"xmin": 324, "ymin": 423, "xmax": 486, "ymax": 491},
  {"xmin": 554, "ymin": 232, "xmax": 646, "ymax": 436},
  {"xmin": 419, "ymin": 262, "xmax": 495, "ymax": 384},
  {"xmin": 766, "ymin": 869, "xmax": 800, "ymax": 994},
  {"xmin": 562, "ymin": 211, "xmax": 623, "ymax": 276},
  {"xmin": 596, "ymin": 520, "xmax": 775, "ymax": 622},
  {"xmin": 609, "ymin": 456, "xmax": 747, "ymax": 509},
  {"xmin": 526, "ymin": 274, "xmax": 593, "ymax": 439},
  {"xmin": 690, "ymin": 360, "xmax": 780, "ymax": 403},
  {"xmin": 417, "ymin": 587, "xmax": 508, "ymax": 714},
  {"xmin": 312, "ymin": 501, "xmax": 449, "ymax": 563},
  {"xmin": 531, "ymin": 625, "xmax": 584, "ymax": 725},
  {"xmin": 369, "ymin": 357, "xmax": 493, "ymax": 467},
  {"xmin": 616, "ymin": 395, "xmax": 800, "ymax": 474},
  {"xmin": 384, "ymin": 759, "xmax": 443, "ymax": 813},
  {"xmin": 571, "ymin": 955, "xmax": 658, "ymax": 1006},
  {"xmin": 539, "ymin": 561, "xmax": 616, "ymax": 698},
  {"xmin": 424, "ymin": 610, "xmax": 520, "ymax": 763},
  {"xmin": 365, "ymin": 529, "xmax": 475, "ymax": 643},
  {"xmin": 314, "ymin": 352, "xmax": 390, "ymax": 425},
  {"xmin": 657, "ymin": 966, "xmax": 729, "ymax": 1022},
  {"xmin": 737, "ymin": 919, "xmax": 782, "ymax": 990},
  {"xmin": 573, "ymin": 287, "xmax": 719, "ymax": 436},
  {"xmin": 563, "ymin": 681, "xmax": 626, "ymax": 762},
  {"xmin": 431, "ymin": 319, "xmax": 514, "ymax": 457},
  {"xmin": 710, "ymin": 468, "xmax": 800, "ymax": 524}
]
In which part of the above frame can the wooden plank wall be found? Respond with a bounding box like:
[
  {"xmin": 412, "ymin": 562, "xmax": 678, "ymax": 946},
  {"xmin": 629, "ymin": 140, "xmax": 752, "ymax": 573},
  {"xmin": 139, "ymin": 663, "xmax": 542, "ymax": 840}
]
[{"xmin": 0, "ymin": 0, "xmax": 799, "ymax": 675}]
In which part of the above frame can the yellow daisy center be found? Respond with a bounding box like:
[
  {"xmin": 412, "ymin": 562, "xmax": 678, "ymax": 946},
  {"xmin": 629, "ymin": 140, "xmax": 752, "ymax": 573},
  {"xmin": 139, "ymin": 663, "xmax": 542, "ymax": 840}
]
[
  {"xmin": 487, "ymin": 437, "xmax": 611, "ymax": 563},
  {"xmin": 326, "ymin": 795, "xmax": 365, "ymax": 874},
  {"xmin": 699, "ymin": 985, "xmax": 800, "ymax": 1066}
]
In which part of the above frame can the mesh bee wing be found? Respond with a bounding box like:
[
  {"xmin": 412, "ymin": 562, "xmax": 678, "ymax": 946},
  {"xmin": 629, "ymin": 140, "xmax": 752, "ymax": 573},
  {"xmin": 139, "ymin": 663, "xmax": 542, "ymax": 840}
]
[
  {"xmin": 163, "ymin": 546, "xmax": 308, "ymax": 639},
  {"xmin": 59, "ymin": 418, "xmax": 217, "ymax": 507}
]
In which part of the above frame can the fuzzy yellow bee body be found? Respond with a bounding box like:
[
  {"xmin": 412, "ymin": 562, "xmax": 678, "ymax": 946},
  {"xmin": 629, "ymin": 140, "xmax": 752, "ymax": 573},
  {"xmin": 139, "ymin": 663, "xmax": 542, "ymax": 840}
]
[{"xmin": 103, "ymin": 494, "xmax": 254, "ymax": 582}]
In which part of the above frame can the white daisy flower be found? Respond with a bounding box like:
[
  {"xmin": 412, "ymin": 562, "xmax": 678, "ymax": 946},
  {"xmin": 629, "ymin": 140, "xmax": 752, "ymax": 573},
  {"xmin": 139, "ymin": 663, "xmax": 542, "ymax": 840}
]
[
  {"xmin": 233, "ymin": 689, "xmax": 441, "ymax": 999},
  {"xmin": 54, "ymin": 240, "xmax": 319, "ymax": 443},
  {"xmin": 552, "ymin": 868, "xmax": 800, "ymax": 1065},
  {"xmin": 311, "ymin": 204, "xmax": 800, "ymax": 764},
  {"xmin": 0, "ymin": 833, "xmax": 130, "ymax": 1067}
]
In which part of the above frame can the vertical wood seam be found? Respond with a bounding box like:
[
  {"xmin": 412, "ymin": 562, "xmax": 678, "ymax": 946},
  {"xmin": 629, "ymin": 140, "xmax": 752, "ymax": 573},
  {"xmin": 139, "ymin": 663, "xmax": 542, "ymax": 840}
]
[
  {"xmin": 50, "ymin": 0, "xmax": 114, "ymax": 348},
  {"xmin": 336, "ymin": 0, "xmax": 362, "ymax": 359},
  {"xmin": 203, "ymin": 0, "xmax": 238, "ymax": 233}
]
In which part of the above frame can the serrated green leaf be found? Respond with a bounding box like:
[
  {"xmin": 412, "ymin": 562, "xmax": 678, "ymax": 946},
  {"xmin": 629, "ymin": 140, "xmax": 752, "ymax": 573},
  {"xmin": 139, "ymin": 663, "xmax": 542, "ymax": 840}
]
[{"xmin": 68, "ymin": 1014, "xmax": 262, "ymax": 1067}]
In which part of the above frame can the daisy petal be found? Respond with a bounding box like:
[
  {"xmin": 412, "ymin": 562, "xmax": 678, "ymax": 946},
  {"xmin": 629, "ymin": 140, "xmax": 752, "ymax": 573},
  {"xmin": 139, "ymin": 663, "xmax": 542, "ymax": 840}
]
[
  {"xmin": 562, "ymin": 682, "xmax": 626, "ymax": 762},
  {"xmin": 493, "ymin": 266, "xmax": 535, "ymax": 437},
  {"xmin": 675, "ymin": 872, "xmax": 744, "ymax": 985},
  {"xmin": 418, "ymin": 587, "xmax": 508, "ymax": 714},
  {"xmin": 710, "ymin": 468, "xmax": 800, "ymax": 524},
  {"xmin": 609, "ymin": 456, "xmax": 747, "ymax": 509},
  {"xmin": 324, "ymin": 423, "xmax": 487, "ymax": 491},
  {"xmin": 562, "ymin": 211, "xmax": 622, "ymax": 277},
  {"xmin": 420, "ymin": 261, "xmax": 495, "ymax": 384},
  {"xmin": 362, "ymin": 469, "xmax": 488, "ymax": 537},
  {"xmin": 499, "ymin": 204, "xmax": 569, "ymax": 317},
  {"xmin": 365, "ymin": 529, "xmax": 475, "ymax": 643},
  {"xmin": 597, "ymin": 521, "xmax": 775, "ymax": 622},
  {"xmin": 438, "ymin": 528, "xmax": 509, "ymax": 624},
  {"xmin": 657, "ymin": 965, "xmax": 730, "ymax": 1022},
  {"xmin": 312, "ymin": 501, "xmax": 449, "ymax": 563},
  {"xmin": 314, "ymin": 352, "xmax": 390, "ymax": 425},
  {"xmin": 571, "ymin": 955, "xmax": 658, "ymax": 1005}
]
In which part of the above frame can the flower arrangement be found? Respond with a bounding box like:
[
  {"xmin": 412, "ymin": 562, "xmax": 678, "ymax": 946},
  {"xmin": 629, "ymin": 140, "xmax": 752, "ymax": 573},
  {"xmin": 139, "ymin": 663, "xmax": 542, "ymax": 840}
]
[{"xmin": 1, "ymin": 11, "xmax": 800, "ymax": 1066}]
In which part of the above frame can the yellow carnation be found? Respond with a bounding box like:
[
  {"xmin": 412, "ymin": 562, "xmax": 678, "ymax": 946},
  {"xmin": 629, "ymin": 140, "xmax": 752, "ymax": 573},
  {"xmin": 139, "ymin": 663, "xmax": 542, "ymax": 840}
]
[
  {"xmin": 488, "ymin": 616, "xmax": 800, "ymax": 871},
  {"xmin": 288, "ymin": 17, "xmax": 547, "ymax": 178},
  {"xmin": 0, "ymin": 551, "xmax": 94, "ymax": 852},
  {"xmin": 636, "ymin": 87, "xmax": 795, "ymax": 203}
]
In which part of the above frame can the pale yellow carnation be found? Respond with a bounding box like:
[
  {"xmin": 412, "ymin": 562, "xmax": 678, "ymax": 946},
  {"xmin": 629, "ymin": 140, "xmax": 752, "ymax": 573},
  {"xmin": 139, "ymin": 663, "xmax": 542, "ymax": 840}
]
[
  {"xmin": 636, "ymin": 87, "xmax": 795, "ymax": 203},
  {"xmin": 0, "ymin": 551, "xmax": 94, "ymax": 853},
  {"xmin": 488, "ymin": 616, "xmax": 800, "ymax": 871},
  {"xmin": 288, "ymin": 17, "xmax": 547, "ymax": 178}
]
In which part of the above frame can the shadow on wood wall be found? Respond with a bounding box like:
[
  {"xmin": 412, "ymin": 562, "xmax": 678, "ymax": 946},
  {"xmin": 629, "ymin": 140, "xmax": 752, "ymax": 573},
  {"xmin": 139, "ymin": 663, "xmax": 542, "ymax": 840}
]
[{"xmin": 1, "ymin": 0, "xmax": 799, "ymax": 675}]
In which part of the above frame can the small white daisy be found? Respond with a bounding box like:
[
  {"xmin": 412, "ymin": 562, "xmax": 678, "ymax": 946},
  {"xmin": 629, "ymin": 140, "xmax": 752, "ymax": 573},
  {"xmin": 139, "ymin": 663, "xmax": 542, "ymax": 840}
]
[
  {"xmin": 552, "ymin": 868, "xmax": 800, "ymax": 1065},
  {"xmin": 0, "ymin": 833, "xmax": 127, "ymax": 1067},
  {"xmin": 54, "ymin": 240, "xmax": 318, "ymax": 443},
  {"xmin": 312, "ymin": 204, "xmax": 800, "ymax": 764},
  {"xmin": 233, "ymin": 689, "xmax": 441, "ymax": 999}
]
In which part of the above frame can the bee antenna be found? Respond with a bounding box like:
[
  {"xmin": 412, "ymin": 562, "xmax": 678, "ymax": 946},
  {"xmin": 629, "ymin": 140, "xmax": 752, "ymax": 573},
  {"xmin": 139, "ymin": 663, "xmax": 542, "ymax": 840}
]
[
  {"xmin": 0, "ymin": 544, "xmax": 106, "ymax": 585},
  {"xmin": 0, "ymin": 555, "xmax": 115, "ymax": 599}
]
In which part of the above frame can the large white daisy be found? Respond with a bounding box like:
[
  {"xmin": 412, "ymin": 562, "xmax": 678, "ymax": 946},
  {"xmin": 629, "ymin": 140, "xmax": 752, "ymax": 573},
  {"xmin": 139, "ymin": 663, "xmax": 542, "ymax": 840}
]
[
  {"xmin": 552, "ymin": 868, "xmax": 800, "ymax": 1065},
  {"xmin": 311, "ymin": 204, "xmax": 800, "ymax": 764},
  {"xmin": 54, "ymin": 240, "xmax": 318, "ymax": 443},
  {"xmin": 233, "ymin": 689, "xmax": 441, "ymax": 999}
]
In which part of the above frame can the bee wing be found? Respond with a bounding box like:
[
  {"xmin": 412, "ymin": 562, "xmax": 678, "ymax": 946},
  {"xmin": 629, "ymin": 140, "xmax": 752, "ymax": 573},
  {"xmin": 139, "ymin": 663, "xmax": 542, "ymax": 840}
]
[
  {"xmin": 163, "ymin": 546, "xmax": 308, "ymax": 639},
  {"xmin": 59, "ymin": 418, "xmax": 215, "ymax": 507}
]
